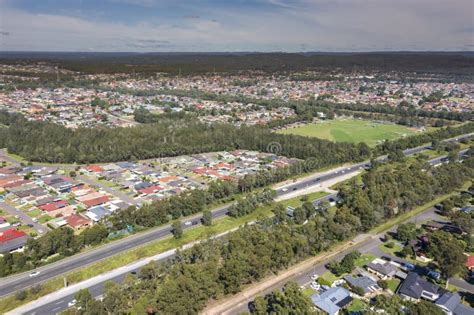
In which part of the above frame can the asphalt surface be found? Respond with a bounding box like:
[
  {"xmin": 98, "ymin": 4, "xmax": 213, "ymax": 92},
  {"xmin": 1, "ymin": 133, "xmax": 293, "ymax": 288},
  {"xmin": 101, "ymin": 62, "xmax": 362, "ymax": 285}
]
[
  {"xmin": 1, "ymin": 133, "xmax": 472, "ymax": 314},
  {"xmin": 0, "ymin": 202, "xmax": 46, "ymax": 234},
  {"xmin": 20, "ymin": 192, "xmax": 340, "ymax": 315},
  {"xmin": 228, "ymin": 207, "xmax": 474, "ymax": 315},
  {"xmin": 77, "ymin": 174, "xmax": 141, "ymax": 206},
  {"xmin": 15, "ymin": 149, "xmax": 471, "ymax": 315}
]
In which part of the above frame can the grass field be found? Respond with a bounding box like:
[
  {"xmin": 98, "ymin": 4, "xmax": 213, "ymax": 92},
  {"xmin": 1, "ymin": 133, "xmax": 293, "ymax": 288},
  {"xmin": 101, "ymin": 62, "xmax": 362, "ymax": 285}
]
[{"xmin": 278, "ymin": 119, "xmax": 416, "ymax": 147}]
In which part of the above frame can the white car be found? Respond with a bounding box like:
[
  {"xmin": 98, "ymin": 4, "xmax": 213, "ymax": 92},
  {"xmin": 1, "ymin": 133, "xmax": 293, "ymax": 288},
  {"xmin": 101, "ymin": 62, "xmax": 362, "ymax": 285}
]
[
  {"xmin": 282, "ymin": 188, "xmax": 288, "ymax": 192},
  {"xmin": 184, "ymin": 221, "xmax": 192, "ymax": 226},
  {"xmin": 32, "ymin": 218, "xmax": 38, "ymax": 223},
  {"xmin": 311, "ymin": 274, "xmax": 319, "ymax": 280},
  {"xmin": 29, "ymin": 271, "xmax": 40, "ymax": 277},
  {"xmin": 68, "ymin": 299, "xmax": 77, "ymax": 307}
]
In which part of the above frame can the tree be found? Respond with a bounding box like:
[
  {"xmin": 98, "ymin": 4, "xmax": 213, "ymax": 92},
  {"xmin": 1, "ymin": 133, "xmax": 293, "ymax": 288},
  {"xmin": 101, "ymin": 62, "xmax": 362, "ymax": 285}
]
[
  {"xmin": 388, "ymin": 149, "xmax": 405, "ymax": 162},
  {"xmin": 293, "ymin": 207, "xmax": 307, "ymax": 224},
  {"xmin": 440, "ymin": 199, "xmax": 454, "ymax": 215},
  {"xmin": 201, "ymin": 210, "xmax": 212, "ymax": 226},
  {"xmin": 400, "ymin": 245, "xmax": 414, "ymax": 258},
  {"xmin": 75, "ymin": 289, "xmax": 94, "ymax": 312},
  {"xmin": 448, "ymin": 149, "xmax": 460, "ymax": 162},
  {"xmin": 428, "ymin": 231, "xmax": 467, "ymax": 288},
  {"xmin": 377, "ymin": 279, "xmax": 388, "ymax": 290},
  {"xmin": 396, "ymin": 223, "xmax": 417, "ymax": 242},
  {"xmin": 272, "ymin": 204, "xmax": 287, "ymax": 224},
  {"xmin": 171, "ymin": 221, "xmax": 183, "ymax": 239},
  {"xmin": 407, "ymin": 300, "xmax": 444, "ymax": 315},
  {"xmin": 15, "ymin": 290, "xmax": 27, "ymax": 301},
  {"xmin": 451, "ymin": 212, "xmax": 474, "ymax": 234}
]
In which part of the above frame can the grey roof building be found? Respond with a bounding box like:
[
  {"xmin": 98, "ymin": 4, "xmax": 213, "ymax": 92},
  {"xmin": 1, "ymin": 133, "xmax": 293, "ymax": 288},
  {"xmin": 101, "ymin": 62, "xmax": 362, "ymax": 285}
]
[
  {"xmin": 344, "ymin": 275, "xmax": 380, "ymax": 295},
  {"xmin": 398, "ymin": 272, "xmax": 439, "ymax": 301},
  {"xmin": 436, "ymin": 292, "xmax": 474, "ymax": 315},
  {"xmin": 311, "ymin": 287, "xmax": 352, "ymax": 315},
  {"xmin": 366, "ymin": 261, "xmax": 398, "ymax": 279}
]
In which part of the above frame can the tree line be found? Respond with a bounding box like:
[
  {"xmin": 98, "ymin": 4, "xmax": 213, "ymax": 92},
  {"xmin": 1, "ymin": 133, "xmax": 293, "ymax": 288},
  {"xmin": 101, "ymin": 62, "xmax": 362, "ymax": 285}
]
[
  {"xmin": 0, "ymin": 110, "xmax": 371, "ymax": 164},
  {"xmin": 58, "ymin": 157, "xmax": 472, "ymax": 314}
]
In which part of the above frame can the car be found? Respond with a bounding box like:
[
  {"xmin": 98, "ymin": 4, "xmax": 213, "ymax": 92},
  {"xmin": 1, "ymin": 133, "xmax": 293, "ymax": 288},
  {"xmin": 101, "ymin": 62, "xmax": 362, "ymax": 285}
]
[
  {"xmin": 311, "ymin": 274, "xmax": 319, "ymax": 280},
  {"xmin": 27, "ymin": 224, "xmax": 33, "ymax": 228},
  {"xmin": 282, "ymin": 188, "xmax": 288, "ymax": 192},
  {"xmin": 68, "ymin": 300, "xmax": 77, "ymax": 307},
  {"xmin": 184, "ymin": 221, "xmax": 192, "ymax": 226},
  {"xmin": 292, "ymin": 187, "xmax": 297, "ymax": 191},
  {"xmin": 427, "ymin": 270, "xmax": 441, "ymax": 280},
  {"xmin": 32, "ymin": 218, "xmax": 38, "ymax": 223},
  {"xmin": 29, "ymin": 271, "xmax": 40, "ymax": 277},
  {"xmin": 403, "ymin": 263, "xmax": 415, "ymax": 271},
  {"xmin": 130, "ymin": 271, "xmax": 137, "ymax": 275},
  {"xmin": 192, "ymin": 221, "xmax": 198, "ymax": 225},
  {"xmin": 381, "ymin": 256, "xmax": 392, "ymax": 261},
  {"xmin": 333, "ymin": 279, "xmax": 346, "ymax": 286},
  {"xmin": 310, "ymin": 283, "xmax": 320, "ymax": 290}
]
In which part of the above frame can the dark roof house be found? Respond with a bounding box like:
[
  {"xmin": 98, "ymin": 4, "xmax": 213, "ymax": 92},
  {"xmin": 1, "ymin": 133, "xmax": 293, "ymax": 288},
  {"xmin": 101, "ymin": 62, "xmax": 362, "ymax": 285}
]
[
  {"xmin": 398, "ymin": 272, "xmax": 439, "ymax": 302},
  {"xmin": 344, "ymin": 275, "xmax": 380, "ymax": 295},
  {"xmin": 435, "ymin": 292, "xmax": 474, "ymax": 315}
]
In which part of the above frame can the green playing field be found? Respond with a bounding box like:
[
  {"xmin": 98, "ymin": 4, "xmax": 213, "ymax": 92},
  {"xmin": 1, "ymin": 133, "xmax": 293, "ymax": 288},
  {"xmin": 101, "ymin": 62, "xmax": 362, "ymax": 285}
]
[{"xmin": 278, "ymin": 119, "xmax": 417, "ymax": 147}]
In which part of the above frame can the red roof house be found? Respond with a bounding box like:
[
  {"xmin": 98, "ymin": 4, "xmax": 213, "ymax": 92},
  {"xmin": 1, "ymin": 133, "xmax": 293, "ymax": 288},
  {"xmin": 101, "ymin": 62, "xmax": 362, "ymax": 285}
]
[
  {"xmin": 466, "ymin": 256, "xmax": 474, "ymax": 271},
  {"xmin": 0, "ymin": 229, "xmax": 28, "ymax": 253},
  {"xmin": 65, "ymin": 214, "xmax": 92, "ymax": 233},
  {"xmin": 86, "ymin": 165, "xmax": 104, "ymax": 173},
  {"xmin": 83, "ymin": 195, "xmax": 110, "ymax": 208}
]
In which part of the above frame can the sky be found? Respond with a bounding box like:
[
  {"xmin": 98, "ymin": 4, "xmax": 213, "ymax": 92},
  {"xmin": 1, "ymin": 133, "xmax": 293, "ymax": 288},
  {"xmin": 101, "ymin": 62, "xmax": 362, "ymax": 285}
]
[{"xmin": 0, "ymin": 0, "xmax": 473, "ymax": 52}]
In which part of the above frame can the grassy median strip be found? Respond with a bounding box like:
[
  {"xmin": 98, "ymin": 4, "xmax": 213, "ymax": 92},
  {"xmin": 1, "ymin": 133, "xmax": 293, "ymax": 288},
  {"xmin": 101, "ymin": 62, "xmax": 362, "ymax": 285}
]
[{"xmin": 0, "ymin": 191, "xmax": 329, "ymax": 313}]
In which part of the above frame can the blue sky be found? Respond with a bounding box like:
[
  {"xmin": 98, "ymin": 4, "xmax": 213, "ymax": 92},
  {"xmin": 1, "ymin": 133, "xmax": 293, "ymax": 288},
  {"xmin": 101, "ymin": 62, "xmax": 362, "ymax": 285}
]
[{"xmin": 0, "ymin": 0, "xmax": 473, "ymax": 52}]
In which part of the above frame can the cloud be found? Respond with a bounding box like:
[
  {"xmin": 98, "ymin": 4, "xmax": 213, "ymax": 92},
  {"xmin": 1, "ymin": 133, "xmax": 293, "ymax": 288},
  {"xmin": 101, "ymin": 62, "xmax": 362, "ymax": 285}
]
[
  {"xmin": 0, "ymin": 0, "xmax": 472, "ymax": 51},
  {"xmin": 0, "ymin": 31, "xmax": 10, "ymax": 36}
]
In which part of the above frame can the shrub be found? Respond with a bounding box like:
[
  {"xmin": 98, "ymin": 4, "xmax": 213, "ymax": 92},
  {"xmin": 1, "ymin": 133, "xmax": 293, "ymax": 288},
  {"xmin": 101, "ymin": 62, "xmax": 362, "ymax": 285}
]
[{"xmin": 15, "ymin": 290, "xmax": 27, "ymax": 301}]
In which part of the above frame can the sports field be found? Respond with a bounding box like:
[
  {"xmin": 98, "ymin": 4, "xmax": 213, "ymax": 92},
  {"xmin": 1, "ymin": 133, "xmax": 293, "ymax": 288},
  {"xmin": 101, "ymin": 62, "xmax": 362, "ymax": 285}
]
[{"xmin": 278, "ymin": 119, "xmax": 416, "ymax": 147}]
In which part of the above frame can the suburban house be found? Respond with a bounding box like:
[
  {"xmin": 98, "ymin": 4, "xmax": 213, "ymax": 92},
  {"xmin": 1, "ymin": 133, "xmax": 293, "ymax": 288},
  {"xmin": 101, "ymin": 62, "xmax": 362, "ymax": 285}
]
[
  {"xmin": 466, "ymin": 256, "xmax": 474, "ymax": 272},
  {"xmin": 366, "ymin": 261, "xmax": 398, "ymax": 280},
  {"xmin": 311, "ymin": 287, "xmax": 352, "ymax": 315},
  {"xmin": 397, "ymin": 272, "xmax": 439, "ymax": 302},
  {"xmin": 85, "ymin": 206, "xmax": 112, "ymax": 222},
  {"xmin": 65, "ymin": 214, "xmax": 92, "ymax": 233},
  {"xmin": 0, "ymin": 229, "xmax": 28, "ymax": 253},
  {"xmin": 435, "ymin": 292, "xmax": 474, "ymax": 315},
  {"xmin": 344, "ymin": 275, "xmax": 381, "ymax": 296}
]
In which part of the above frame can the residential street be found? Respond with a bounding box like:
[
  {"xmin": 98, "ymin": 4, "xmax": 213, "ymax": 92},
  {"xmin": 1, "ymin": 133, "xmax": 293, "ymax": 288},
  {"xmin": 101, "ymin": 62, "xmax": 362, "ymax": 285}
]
[
  {"xmin": 77, "ymin": 174, "xmax": 141, "ymax": 206},
  {"xmin": 205, "ymin": 207, "xmax": 474, "ymax": 315},
  {"xmin": 0, "ymin": 202, "xmax": 46, "ymax": 234}
]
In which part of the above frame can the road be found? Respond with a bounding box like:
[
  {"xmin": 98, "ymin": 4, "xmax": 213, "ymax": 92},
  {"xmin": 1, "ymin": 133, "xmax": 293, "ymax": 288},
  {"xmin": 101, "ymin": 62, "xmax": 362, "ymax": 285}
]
[
  {"xmin": 77, "ymin": 174, "xmax": 141, "ymax": 206},
  {"xmin": 10, "ymin": 150, "xmax": 470, "ymax": 315},
  {"xmin": 0, "ymin": 202, "xmax": 46, "ymax": 234},
  {"xmin": 11, "ymin": 193, "xmax": 339, "ymax": 315},
  {"xmin": 1, "ymin": 133, "xmax": 472, "ymax": 314},
  {"xmin": 223, "ymin": 207, "xmax": 474, "ymax": 315}
]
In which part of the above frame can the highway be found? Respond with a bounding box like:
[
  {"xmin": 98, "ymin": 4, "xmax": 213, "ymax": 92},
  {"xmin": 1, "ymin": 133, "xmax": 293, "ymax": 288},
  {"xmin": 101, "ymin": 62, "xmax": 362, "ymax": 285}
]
[
  {"xmin": 1, "ymin": 133, "xmax": 471, "ymax": 314},
  {"xmin": 16, "ymin": 192, "xmax": 340, "ymax": 315},
  {"xmin": 12, "ymin": 151, "xmax": 471, "ymax": 315}
]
